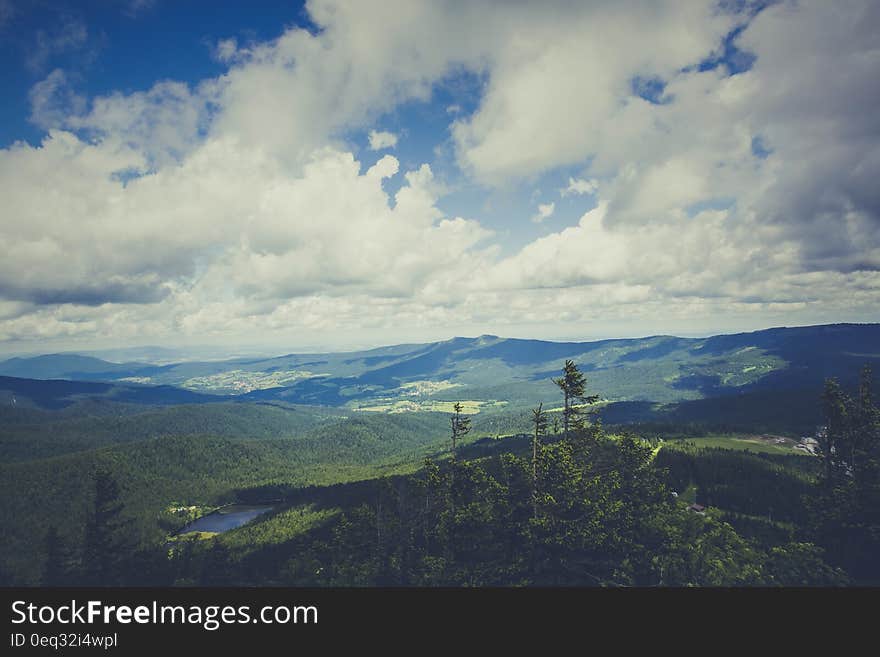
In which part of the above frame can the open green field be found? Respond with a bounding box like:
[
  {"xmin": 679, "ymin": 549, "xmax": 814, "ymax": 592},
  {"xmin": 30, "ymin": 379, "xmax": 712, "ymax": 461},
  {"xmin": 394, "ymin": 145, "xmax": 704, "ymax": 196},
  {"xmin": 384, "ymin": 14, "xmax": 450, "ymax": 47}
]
[
  {"xmin": 662, "ymin": 433, "xmax": 807, "ymax": 455},
  {"xmin": 352, "ymin": 399, "xmax": 506, "ymax": 414}
]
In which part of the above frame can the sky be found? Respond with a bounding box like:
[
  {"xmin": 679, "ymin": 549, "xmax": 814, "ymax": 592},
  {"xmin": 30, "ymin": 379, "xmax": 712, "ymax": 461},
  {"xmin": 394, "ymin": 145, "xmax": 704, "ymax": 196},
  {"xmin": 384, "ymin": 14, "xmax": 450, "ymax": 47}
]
[{"xmin": 0, "ymin": 0, "xmax": 879, "ymax": 355}]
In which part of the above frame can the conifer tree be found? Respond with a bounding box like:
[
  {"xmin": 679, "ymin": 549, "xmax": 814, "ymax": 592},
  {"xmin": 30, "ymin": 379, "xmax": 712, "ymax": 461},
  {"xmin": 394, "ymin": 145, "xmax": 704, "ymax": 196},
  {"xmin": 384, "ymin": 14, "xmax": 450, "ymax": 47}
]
[
  {"xmin": 812, "ymin": 365, "xmax": 880, "ymax": 582},
  {"xmin": 450, "ymin": 402, "xmax": 471, "ymax": 464},
  {"xmin": 553, "ymin": 360, "xmax": 599, "ymax": 441},
  {"xmin": 531, "ymin": 402, "xmax": 548, "ymax": 519},
  {"xmin": 82, "ymin": 467, "xmax": 133, "ymax": 586}
]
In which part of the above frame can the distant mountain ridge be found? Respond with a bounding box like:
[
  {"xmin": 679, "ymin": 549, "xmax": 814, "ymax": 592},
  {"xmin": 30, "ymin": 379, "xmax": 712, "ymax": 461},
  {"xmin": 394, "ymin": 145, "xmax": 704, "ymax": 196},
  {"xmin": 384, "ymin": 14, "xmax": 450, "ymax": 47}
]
[
  {"xmin": 0, "ymin": 375, "xmax": 226, "ymax": 410},
  {"xmin": 1, "ymin": 323, "xmax": 878, "ymax": 409},
  {"xmin": 0, "ymin": 354, "xmax": 152, "ymax": 379}
]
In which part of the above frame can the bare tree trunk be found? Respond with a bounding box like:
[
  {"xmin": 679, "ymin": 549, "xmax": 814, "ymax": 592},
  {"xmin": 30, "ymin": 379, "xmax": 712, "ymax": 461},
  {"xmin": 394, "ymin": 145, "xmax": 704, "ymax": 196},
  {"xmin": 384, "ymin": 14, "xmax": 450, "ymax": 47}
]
[
  {"xmin": 532, "ymin": 429, "xmax": 538, "ymax": 520},
  {"xmin": 563, "ymin": 390, "xmax": 570, "ymax": 441}
]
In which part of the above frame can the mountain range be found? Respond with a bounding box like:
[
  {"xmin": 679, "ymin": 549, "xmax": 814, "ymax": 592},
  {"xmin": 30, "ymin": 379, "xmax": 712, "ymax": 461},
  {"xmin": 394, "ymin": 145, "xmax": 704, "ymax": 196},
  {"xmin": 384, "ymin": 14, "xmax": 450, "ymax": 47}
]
[
  {"xmin": 2, "ymin": 322, "xmax": 878, "ymax": 585},
  {"xmin": 1, "ymin": 323, "xmax": 877, "ymax": 414}
]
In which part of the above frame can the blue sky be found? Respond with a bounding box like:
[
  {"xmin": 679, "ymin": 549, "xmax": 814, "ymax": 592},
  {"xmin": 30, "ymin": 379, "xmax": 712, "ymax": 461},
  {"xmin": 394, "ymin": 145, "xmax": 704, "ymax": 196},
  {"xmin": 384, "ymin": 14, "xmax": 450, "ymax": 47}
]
[
  {"xmin": 1, "ymin": 1, "xmax": 311, "ymax": 147},
  {"xmin": 1, "ymin": 0, "xmax": 603, "ymax": 256},
  {"xmin": 0, "ymin": 0, "xmax": 878, "ymax": 354}
]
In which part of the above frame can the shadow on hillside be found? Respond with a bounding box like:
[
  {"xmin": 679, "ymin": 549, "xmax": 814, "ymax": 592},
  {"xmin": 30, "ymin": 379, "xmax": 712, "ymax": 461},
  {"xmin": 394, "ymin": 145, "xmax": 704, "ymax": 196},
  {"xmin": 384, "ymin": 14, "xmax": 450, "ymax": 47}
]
[{"xmin": 617, "ymin": 338, "xmax": 690, "ymax": 363}]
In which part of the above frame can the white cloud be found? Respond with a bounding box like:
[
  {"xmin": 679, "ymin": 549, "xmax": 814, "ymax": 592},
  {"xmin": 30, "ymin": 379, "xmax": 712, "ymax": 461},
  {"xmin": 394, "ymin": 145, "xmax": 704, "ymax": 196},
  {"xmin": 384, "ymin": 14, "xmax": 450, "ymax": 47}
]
[
  {"xmin": 0, "ymin": 129, "xmax": 492, "ymax": 342},
  {"xmin": 451, "ymin": 2, "xmax": 735, "ymax": 184},
  {"xmin": 29, "ymin": 73, "xmax": 219, "ymax": 168},
  {"xmin": 206, "ymin": 1, "xmax": 494, "ymax": 168},
  {"xmin": 1, "ymin": 0, "xmax": 879, "ymax": 349},
  {"xmin": 368, "ymin": 130, "xmax": 398, "ymax": 151},
  {"xmin": 470, "ymin": 0, "xmax": 880, "ymax": 315},
  {"xmin": 70, "ymin": 80, "xmax": 218, "ymax": 167},
  {"xmin": 532, "ymin": 202, "xmax": 555, "ymax": 223},
  {"xmin": 561, "ymin": 177, "xmax": 598, "ymax": 197}
]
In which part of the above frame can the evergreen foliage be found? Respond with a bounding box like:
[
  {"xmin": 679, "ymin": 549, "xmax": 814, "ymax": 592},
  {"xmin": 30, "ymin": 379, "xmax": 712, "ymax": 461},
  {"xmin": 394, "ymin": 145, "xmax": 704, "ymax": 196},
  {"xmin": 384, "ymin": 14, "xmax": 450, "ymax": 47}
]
[
  {"xmin": 808, "ymin": 366, "xmax": 880, "ymax": 582},
  {"xmin": 10, "ymin": 360, "xmax": 876, "ymax": 587}
]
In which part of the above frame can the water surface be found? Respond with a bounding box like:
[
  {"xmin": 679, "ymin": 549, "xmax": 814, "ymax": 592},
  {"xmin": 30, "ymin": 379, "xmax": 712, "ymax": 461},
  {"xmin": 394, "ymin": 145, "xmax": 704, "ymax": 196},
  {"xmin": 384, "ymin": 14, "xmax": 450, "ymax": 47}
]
[{"xmin": 178, "ymin": 504, "xmax": 274, "ymax": 534}]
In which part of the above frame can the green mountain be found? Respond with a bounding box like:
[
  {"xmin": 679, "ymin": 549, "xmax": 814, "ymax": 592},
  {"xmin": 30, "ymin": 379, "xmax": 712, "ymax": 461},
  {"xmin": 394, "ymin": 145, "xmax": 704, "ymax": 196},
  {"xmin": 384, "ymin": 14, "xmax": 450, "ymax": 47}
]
[
  {"xmin": 4, "ymin": 324, "xmax": 879, "ymax": 411},
  {"xmin": 3, "ymin": 324, "xmax": 878, "ymax": 436},
  {"xmin": 0, "ymin": 375, "xmax": 225, "ymax": 410},
  {"xmin": 2, "ymin": 324, "xmax": 878, "ymax": 586},
  {"xmin": 0, "ymin": 410, "xmax": 452, "ymax": 583},
  {"xmin": 0, "ymin": 354, "xmax": 152, "ymax": 380}
]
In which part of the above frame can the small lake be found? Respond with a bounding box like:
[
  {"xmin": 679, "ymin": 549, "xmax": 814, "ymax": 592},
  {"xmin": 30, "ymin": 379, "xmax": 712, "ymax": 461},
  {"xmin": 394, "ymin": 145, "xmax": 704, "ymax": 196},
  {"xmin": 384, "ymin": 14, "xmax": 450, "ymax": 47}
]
[{"xmin": 178, "ymin": 504, "xmax": 275, "ymax": 535}]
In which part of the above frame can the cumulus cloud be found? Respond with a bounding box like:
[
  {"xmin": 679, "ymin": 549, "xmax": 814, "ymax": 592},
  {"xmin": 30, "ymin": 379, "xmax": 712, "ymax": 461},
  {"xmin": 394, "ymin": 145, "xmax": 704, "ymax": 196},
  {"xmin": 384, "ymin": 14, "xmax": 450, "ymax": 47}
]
[
  {"xmin": 206, "ymin": 1, "xmax": 492, "ymax": 167},
  {"xmin": 470, "ymin": 0, "xmax": 880, "ymax": 316},
  {"xmin": 0, "ymin": 130, "xmax": 491, "ymax": 337},
  {"xmin": 368, "ymin": 130, "xmax": 398, "ymax": 150},
  {"xmin": 1, "ymin": 0, "xmax": 878, "ymax": 349},
  {"xmin": 532, "ymin": 202, "xmax": 555, "ymax": 223},
  {"xmin": 29, "ymin": 73, "xmax": 218, "ymax": 167},
  {"xmin": 561, "ymin": 177, "xmax": 598, "ymax": 197},
  {"xmin": 451, "ymin": 2, "xmax": 735, "ymax": 183},
  {"xmin": 69, "ymin": 80, "xmax": 219, "ymax": 166}
]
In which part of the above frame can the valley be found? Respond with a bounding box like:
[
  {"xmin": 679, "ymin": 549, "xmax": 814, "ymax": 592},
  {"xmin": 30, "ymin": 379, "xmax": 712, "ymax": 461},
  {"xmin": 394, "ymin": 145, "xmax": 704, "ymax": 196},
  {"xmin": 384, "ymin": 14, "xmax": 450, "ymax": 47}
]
[{"xmin": 0, "ymin": 322, "xmax": 878, "ymax": 586}]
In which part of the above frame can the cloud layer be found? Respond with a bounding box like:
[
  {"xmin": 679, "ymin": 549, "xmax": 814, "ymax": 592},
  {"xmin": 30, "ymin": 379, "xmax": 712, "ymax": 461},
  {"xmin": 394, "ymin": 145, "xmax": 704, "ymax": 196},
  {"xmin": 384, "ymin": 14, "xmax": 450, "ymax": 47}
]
[{"xmin": 1, "ymin": 0, "xmax": 878, "ymax": 350}]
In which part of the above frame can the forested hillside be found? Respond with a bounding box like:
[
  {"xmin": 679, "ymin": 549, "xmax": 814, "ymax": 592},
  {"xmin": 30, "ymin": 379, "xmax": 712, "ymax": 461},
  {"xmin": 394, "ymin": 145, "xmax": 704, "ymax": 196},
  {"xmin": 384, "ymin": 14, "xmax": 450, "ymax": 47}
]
[
  {"xmin": 2, "ymin": 357, "xmax": 876, "ymax": 588},
  {"xmin": 4, "ymin": 324, "xmax": 878, "ymax": 415},
  {"xmin": 0, "ymin": 402, "xmax": 346, "ymax": 461},
  {"xmin": 0, "ymin": 410, "xmax": 455, "ymax": 584}
]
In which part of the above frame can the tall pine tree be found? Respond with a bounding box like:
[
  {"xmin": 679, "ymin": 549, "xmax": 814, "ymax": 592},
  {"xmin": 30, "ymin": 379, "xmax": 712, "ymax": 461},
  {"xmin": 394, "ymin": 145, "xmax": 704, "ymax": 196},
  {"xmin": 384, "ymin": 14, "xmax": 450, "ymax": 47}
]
[
  {"xmin": 552, "ymin": 360, "xmax": 599, "ymax": 441},
  {"xmin": 531, "ymin": 402, "xmax": 548, "ymax": 519},
  {"xmin": 82, "ymin": 467, "xmax": 134, "ymax": 586},
  {"xmin": 811, "ymin": 366, "xmax": 880, "ymax": 583},
  {"xmin": 449, "ymin": 402, "xmax": 471, "ymax": 464}
]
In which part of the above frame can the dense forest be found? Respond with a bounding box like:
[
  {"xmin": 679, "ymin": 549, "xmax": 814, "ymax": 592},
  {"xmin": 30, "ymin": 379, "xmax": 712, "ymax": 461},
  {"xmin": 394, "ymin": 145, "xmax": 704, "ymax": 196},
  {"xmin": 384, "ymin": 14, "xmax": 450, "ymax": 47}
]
[
  {"xmin": 0, "ymin": 411, "xmax": 455, "ymax": 583},
  {"xmin": 2, "ymin": 360, "xmax": 878, "ymax": 587}
]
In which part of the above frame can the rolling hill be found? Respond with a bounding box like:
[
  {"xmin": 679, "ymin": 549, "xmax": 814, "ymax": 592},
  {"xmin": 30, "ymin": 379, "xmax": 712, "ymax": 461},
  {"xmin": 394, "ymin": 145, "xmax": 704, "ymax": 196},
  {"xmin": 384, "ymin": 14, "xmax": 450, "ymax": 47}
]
[
  {"xmin": 1, "ymin": 323, "xmax": 877, "ymax": 586},
  {"xmin": 0, "ymin": 411, "xmax": 452, "ymax": 583},
  {"xmin": 3, "ymin": 323, "xmax": 877, "ymax": 411}
]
